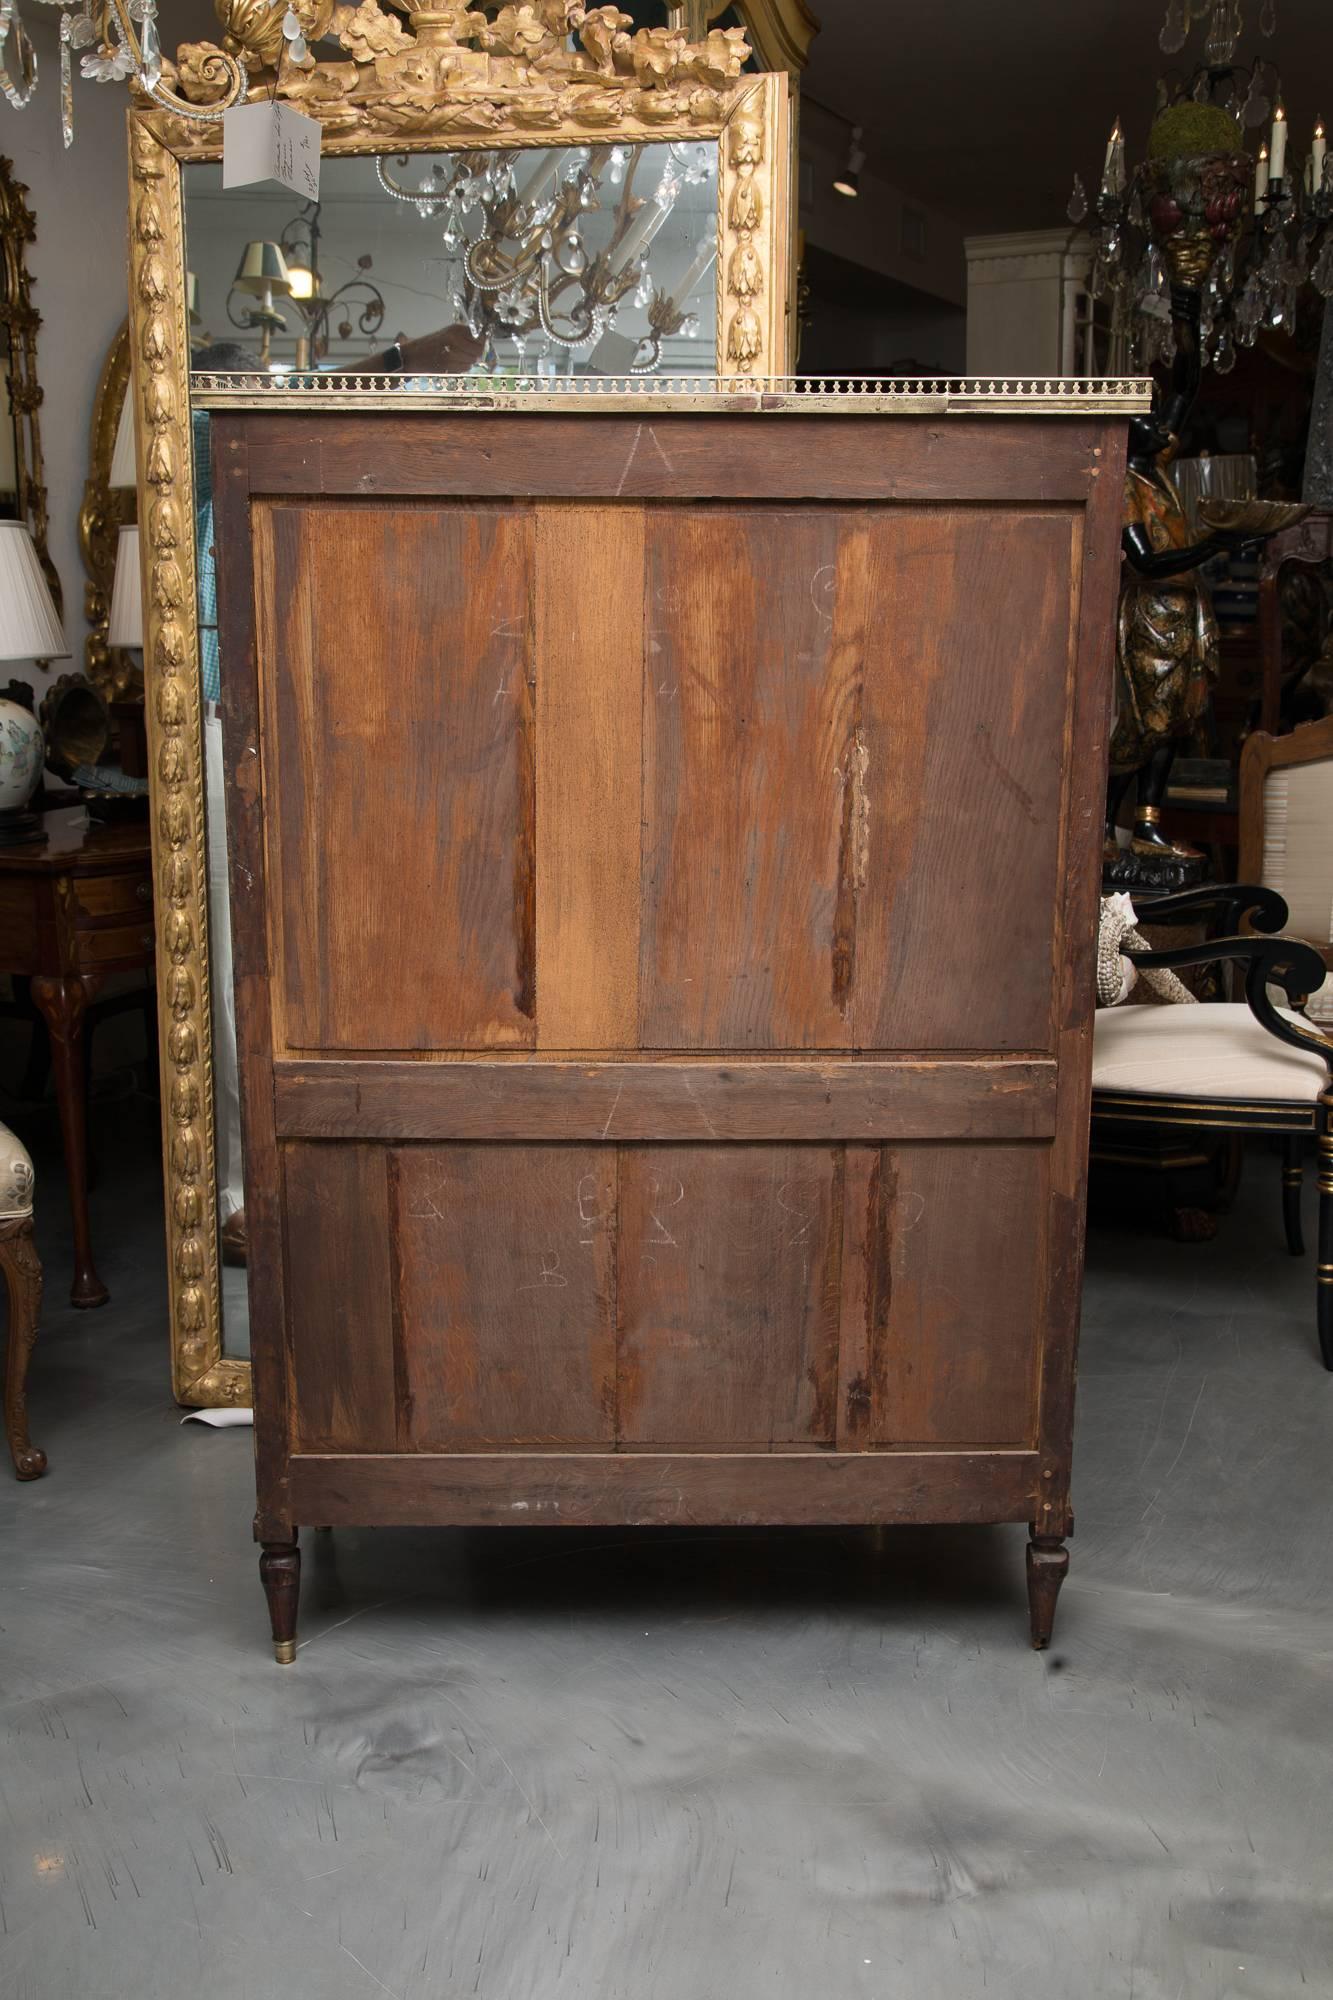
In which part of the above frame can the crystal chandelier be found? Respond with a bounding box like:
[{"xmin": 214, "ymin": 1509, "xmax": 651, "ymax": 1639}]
[
  {"xmin": 0, "ymin": 0, "xmax": 245, "ymax": 146},
  {"xmin": 1067, "ymin": 0, "xmax": 1331, "ymax": 372},
  {"xmin": 375, "ymin": 140, "xmax": 717, "ymax": 375}
]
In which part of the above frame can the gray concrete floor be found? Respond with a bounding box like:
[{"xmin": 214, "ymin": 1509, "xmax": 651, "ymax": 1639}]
[{"xmin": 3, "ymin": 1103, "xmax": 1332, "ymax": 2000}]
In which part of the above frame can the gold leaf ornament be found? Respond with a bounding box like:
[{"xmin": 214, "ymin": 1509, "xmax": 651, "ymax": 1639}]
[
  {"xmin": 631, "ymin": 24, "xmax": 686, "ymax": 87},
  {"xmin": 727, "ymin": 238, "xmax": 763, "ymax": 300},
  {"xmin": 726, "ymin": 305, "xmax": 762, "ymax": 365},
  {"xmin": 573, "ymin": 4, "xmax": 631, "ymax": 73},
  {"xmin": 330, "ymin": 0, "xmax": 411, "ymax": 62}
]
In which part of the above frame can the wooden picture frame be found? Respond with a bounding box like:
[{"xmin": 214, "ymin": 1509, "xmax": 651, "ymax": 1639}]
[{"xmin": 125, "ymin": 2, "xmax": 797, "ymax": 1405}]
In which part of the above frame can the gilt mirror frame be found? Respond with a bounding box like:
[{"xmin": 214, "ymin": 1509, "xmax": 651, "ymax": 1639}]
[
  {"xmin": 125, "ymin": 3, "xmax": 796, "ymax": 1406},
  {"xmin": 0, "ymin": 156, "xmax": 60, "ymax": 616},
  {"xmin": 80, "ymin": 319, "xmax": 138, "ymax": 699}
]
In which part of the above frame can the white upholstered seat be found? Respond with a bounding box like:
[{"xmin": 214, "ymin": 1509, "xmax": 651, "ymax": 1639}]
[{"xmin": 1092, "ymin": 1003, "xmax": 1330, "ymax": 1103}]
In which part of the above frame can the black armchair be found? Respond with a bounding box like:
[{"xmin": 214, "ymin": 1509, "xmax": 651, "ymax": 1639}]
[{"xmin": 1091, "ymin": 886, "xmax": 1333, "ymax": 1368}]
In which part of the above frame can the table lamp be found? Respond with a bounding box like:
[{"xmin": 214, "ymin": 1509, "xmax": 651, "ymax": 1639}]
[
  {"xmin": 107, "ymin": 524, "xmax": 142, "ymax": 650},
  {"xmin": 229, "ymin": 240, "xmax": 292, "ymax": 365},
  {"xmin": 0, "ymin": 521, "xmax": 68, "ymax": 846}
]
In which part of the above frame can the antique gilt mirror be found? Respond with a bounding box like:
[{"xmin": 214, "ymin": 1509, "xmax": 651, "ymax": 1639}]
[
  {"xmin": 80, "ymin": 321, "xmax": 139, "ymax": 699},
  {"xmin": 0, "ymin": 157, "xmax": 59, "ymax": 614},
  {"xmin": 126, "ymin": 1, "xmax": 801, "ymax": 1405}
]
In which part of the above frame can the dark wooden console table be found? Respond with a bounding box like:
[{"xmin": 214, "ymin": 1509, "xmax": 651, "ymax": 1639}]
[{"xmin": 0, "ymin": 809, "xmax": 154, "ymax": 1306}]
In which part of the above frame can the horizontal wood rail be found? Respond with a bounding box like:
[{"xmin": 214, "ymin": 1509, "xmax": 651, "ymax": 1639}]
[
  {"xmin": 287, "ymin": 1449, "xmax": 1042, "ymax": 1530},
  {"xmin": 273, "ymin": 1058, "xmax": 1058, "ymax": 1143}
]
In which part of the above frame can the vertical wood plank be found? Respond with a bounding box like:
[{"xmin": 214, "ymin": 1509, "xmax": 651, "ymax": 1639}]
[
  {"xmin": 283, "ymin": 1142, "xmax": 398, "ymax": 1452},
  {"xmin": 870, "ymin": 1141, "xmax": 1047, "ymax": 1449},
  {"xmin": 835, "ymin": 1144, "xmax": 886, "ymax": 1449},
  {"xmin": 855, "ymin": 507, "xmax": 1074, "ymax": 1052},
  {"xmin": 214, "ymin": 426, "xmax": 292, "ymax": 1532},
  {"xmin": 640, "ymin": 509, "xmax": 866, "ymax": 1050},
  {"xmin": 263, "ymin": 501, "xmax": 536, "ymax": 1052},
  {"xmin": 395, "ymin": 1144, "xmax": 617, "ymax": 1449},
  {"xmin": 535, "ymin": 504, "xmax": 645, "ymax": 1049},
  {"xmin": 616, "ymin": 1144, "xmax": 841, "ymax": 1448},
  {"xmin": 1035, "ymin": 422, "xmax": 1130, "ymax": 1539}
]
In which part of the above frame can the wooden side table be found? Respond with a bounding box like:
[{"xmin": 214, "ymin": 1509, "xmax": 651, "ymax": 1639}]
[{"xmin": 0, "ymin": 808, "xmax": 155, "ymax": 1306}]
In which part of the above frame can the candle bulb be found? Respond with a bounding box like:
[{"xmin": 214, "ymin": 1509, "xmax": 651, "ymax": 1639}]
[
  {"xmin": 1314, "ymin": 117, "xmax": 1328, "ymax": 194},
  {"xmin": 671, "ymin": 239, "xmax": 716, "ymax": 308},
  {"xmin": 1270, "ymin": 103, "xmax": 1287, "ymax": 182},
  {"xmin": 1102, "ymin": 118, "xmax": 1124, "ymax": 196},
  {"xmin": 1255, "ymin": 141, "xmax": 1269, "ymax": 206}
]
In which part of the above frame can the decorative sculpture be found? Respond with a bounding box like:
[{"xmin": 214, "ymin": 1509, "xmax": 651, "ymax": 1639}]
[{"xmin": 1106, "ymin": 104, "xmax": 1304, "ymax": 890}]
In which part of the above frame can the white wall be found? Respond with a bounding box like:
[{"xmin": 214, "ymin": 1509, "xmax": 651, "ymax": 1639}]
[
  {"xmin": 798, "ymin": 105, "xmax": 966, "ymax": 314},
  {"xmin": 0, "ymin": 17, "xmax": 139, "ymax": 692},
  {"xmin": 964, "ymin": 228, "xmax": 1093, "ymax": 378}
]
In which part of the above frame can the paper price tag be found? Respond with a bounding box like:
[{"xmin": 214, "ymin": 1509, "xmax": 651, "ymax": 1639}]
[{"xmin": 223, "ymin": 100, "xmax": 321, "ymax": 201}]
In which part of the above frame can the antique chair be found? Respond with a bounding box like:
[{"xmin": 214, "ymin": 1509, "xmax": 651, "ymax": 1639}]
[
  {"xmin": 1090, "ymin": 885, "xmax": 1333, "ymax": 1368},
  {"xmin": 0, "ymin": 1117, "xmax": 45, "ymax": 1477},
  {"xmin": 1239, "ymin": 717, "xmax": 1333, "ymax": 1028}
]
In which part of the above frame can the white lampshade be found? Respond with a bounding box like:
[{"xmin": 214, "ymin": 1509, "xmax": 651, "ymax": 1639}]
[
  {"xmin": 109, "ymin": 388, "xmax": 138, "ymax": 490},
  {"xmin": 107, "ymin": 525, "xmax": 143, "ymax": 648},
  {"xmin": 0, "ymin": 522, "xmax": 68, "ymax": 661}
]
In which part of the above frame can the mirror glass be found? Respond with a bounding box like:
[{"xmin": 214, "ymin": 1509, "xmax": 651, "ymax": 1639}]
[
  {"xmin": 183, "ymin": 140, "xmax": 722, "ymax": 1360},
  {"xmin": 184, "ymin": 142, "xmax": 719, "ymax": 380}
]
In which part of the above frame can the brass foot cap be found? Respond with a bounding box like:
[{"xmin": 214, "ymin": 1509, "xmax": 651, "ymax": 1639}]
[{"xmin": 273, "ymin": 1640, "xmax": 296, "ymax": 1665}]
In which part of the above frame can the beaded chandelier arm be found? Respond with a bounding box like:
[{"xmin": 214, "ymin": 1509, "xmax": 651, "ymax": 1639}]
[{"xmin": 0, "ymin": 0, "xmax": 247, "ymax": 143}]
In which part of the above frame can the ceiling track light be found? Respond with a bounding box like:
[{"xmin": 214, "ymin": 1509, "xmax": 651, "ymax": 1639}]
[{"xmin": 834, "ymin": 124, "xmax": 866, "ymax": 199}]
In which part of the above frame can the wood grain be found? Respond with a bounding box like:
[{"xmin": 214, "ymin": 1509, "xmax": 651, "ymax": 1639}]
[
  {"xmin": 242, "ymin": 414, "xmax": 1102, "ymax": 506},
  {"xmin": 534, "ymin": 504, "xmax": 644, "ymax": 1049},
  {"xmin": 214, "ymin": 431, "xmax": 292, "ymax": 1533},
  {"xmin": 866, "ymin": 1142, "xmax": 1048, "ymax": 1449},
  {"xmin": 853, "ymin": 507, "xmax": 1075, "ymax": 1051},
  {"xmin": 273, "ymin": 1058, "xmax": 1059, "ymax": 1142},
  {"xmin": 262, "ymin": 500, "xmax": 536, "ymax": 1052},
  {"xmin": 283, "ymin": 1143, "xmax": 398, "ymax": 1452},
  {"xmin": 206, "ymin": 407, "xmax": 1133, "ymax": 1638},
  {"xmin": 290, "ymin": 1445, "xmax": 1041, "ymax": 1528},
  {"xmin": 394, "ymin": 1144, "xmax": 617, "ymax": 1449},
  {"xmin": 1034, "ymin": 424, "xmax": 1128, "ymax": 1540},
  {"xmin": 640, "ymin": 509, "xmax": 866, "ymax": 1049},
  {"xmin": 616, "ymin": 1145, "xmax": 841, "ymax": 1448}
]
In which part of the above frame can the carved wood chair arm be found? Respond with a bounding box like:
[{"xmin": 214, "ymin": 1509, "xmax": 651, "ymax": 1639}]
[
  {"xmin": 1126, "ymin": 933, "xmax": 1333, "ymax": 1072},
  {"xmin": 1134, "ymin": 883, "xmax": 1288, "ymax": 934}
]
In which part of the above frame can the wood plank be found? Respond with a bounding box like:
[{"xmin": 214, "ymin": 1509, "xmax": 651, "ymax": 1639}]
[
  {"xmin": 616, "ymin": 1145, "xmax": 841, "ymax": 1448},
  {"xmin": 289, "ymin": 1446, "xmax": 1042, "ymax": 1528},
  {"xmin": 263, "ymin": 500, "xmax": 536, "ymax": 1052},
  {"xmin": 835, "ymin": 1145, "xmax": 885, "ymax": 1449},
  {"xmin": 242, "ymin": 414, "xmax": 1101, "ymax": 505},
  {"xmin": 640, "ymin": 509, "xmax": 867, "ymax": 1049},
  {"xmin": 861, "ymin": 1142, "xmax": 1048, "ymax": 1450},
  {"xmin": 534, "ymin": 504, "xmax": 644, "ymax": 1049},
  {"xmin": 213, "ymin": 431, "xmax": 292, "ymax": 1536},
  {"xmin": 853, "ymin": 507, "xmax": 1075, "ymax": 1051},
  {"xmin": 273, "ymin": 1057, "xmax": 1059, "ymax": 1142},
  {"xmin": 283, "ymin": 1142, "xmax": 398, "ymax": 1452},
  {"xmin": 394, "ymin": 1145, "xmax": 616, "ymax": 1449},
  {"xmin": 1034, "ymin": 420, "xmax": 1129, "ymax": 1538}
]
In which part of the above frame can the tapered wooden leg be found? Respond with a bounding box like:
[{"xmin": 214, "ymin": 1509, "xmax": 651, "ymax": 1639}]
[
  {"xmin": 260, "ymin": 1538, "xmax": 301, "ymax": 1664},
  {"xmin": 2, "ymin": 1215, "xmax": 45, "ymax": 1480},
  {"xmin": 1026, "ymin": 1535, "xmax": 1069, "ymax": 1650},
  {"xmin": 1282, "ymin": 1135, "xmax": 1305, "ymax": 1258},
  {"xmin": 1318, "ymin": 1090, "xmax": 1333, "ymax": 1371},
  {"xmin": 31, "ymin": 974, "xmax": 107, "ymax": 1309}
]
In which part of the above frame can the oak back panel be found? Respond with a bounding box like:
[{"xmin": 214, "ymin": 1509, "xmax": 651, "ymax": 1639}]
[{"xmin": 212, "ymin": 409, "xmax": 1123, "ymax": 1511}]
